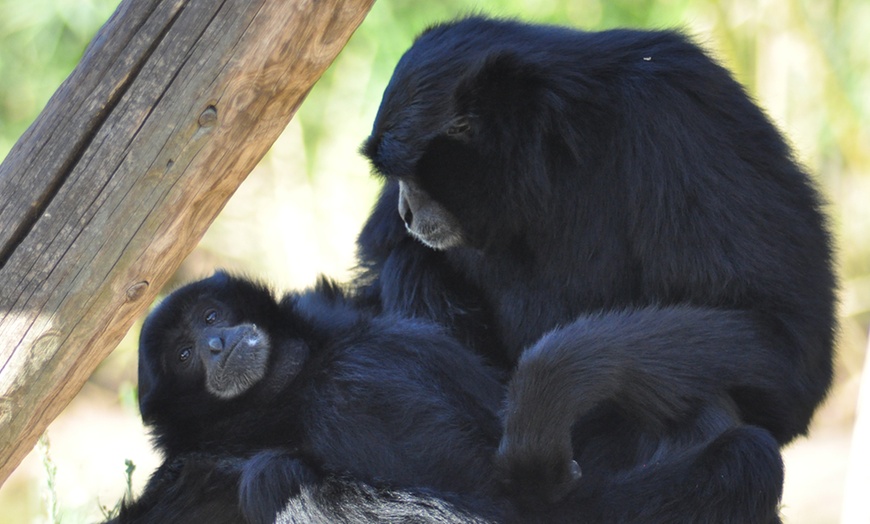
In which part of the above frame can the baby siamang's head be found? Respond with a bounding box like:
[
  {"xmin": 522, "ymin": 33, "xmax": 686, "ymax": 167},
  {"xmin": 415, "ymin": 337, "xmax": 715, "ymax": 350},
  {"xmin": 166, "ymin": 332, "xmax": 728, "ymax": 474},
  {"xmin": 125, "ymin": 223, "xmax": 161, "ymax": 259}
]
[{"xmin": 137, "ymin": 272, "xmax": 302, "ymax": 426}]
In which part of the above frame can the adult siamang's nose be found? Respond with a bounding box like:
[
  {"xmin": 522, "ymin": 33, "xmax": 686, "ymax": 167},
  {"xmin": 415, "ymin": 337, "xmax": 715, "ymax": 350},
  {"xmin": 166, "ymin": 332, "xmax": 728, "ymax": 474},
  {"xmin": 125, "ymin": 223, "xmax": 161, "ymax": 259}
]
[
  {"xmin": 208, "ymin": 336, "xmax": 223, "ymax": 354},
  {"xmin": 399, "ymin": 192, "xmax": 413, "ymax": 228}
]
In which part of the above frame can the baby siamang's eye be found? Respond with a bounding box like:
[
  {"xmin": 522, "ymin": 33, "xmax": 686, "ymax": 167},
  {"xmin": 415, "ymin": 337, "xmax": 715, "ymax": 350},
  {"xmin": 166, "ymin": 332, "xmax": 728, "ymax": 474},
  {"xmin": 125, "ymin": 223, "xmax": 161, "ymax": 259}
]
[
  {"xmin": 204, "ymin": 309, "xmax": 218, "ymax": 324},
  {"xmin": 178, "ymin": 348, "xmax": 191, "ymax": 362}
]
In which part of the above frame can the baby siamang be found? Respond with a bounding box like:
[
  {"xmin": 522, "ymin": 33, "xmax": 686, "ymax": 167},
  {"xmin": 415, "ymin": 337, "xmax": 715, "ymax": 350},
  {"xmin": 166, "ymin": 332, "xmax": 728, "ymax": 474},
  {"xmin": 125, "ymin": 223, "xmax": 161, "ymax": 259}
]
[
  {"xmin": 118, "ymin": 271, "xmax": 512, "ymax": 523},
  {"xmin": 356, "ymin": 15, "xmax": 836, "ymax": 522}
]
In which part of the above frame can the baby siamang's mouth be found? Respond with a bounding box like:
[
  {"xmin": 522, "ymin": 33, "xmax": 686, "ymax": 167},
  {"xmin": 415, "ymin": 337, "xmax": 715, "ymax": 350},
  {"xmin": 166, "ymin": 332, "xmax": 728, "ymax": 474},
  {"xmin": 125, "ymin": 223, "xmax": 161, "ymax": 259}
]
[
  {"xmin": 219, "ymin": 341, "xmax": 239, "ymax": 366},
  {"xmin": 219, "ymin": 325, "xmax": 265, "ymax": 368}
]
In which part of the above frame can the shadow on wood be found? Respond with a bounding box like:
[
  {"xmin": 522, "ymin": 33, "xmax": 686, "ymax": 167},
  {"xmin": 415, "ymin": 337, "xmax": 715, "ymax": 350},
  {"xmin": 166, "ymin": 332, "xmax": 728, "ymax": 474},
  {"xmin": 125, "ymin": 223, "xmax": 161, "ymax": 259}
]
[{"xmin": 0, "ymin": 0, "xmax": 375, "ymax": 485}]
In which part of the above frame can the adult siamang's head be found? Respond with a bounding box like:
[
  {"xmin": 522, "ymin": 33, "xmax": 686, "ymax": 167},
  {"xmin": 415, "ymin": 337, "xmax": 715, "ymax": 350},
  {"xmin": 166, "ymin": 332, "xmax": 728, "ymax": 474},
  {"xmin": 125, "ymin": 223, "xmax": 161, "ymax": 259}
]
[
  {"xmin": 361, "ymin": 16, "xmax": 772, "ymax": 262},
  {"xmin": 360, "ymin": 17, "xmax": 614, "ymax": 251}
]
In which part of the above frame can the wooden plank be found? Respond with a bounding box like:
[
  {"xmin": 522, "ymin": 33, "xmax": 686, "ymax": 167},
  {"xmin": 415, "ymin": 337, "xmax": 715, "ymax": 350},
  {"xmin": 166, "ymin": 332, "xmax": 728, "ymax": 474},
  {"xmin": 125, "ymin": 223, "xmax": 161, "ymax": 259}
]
[{"xmin": 0, "ymin": 0, "xmax": 375, "ymax": 485}]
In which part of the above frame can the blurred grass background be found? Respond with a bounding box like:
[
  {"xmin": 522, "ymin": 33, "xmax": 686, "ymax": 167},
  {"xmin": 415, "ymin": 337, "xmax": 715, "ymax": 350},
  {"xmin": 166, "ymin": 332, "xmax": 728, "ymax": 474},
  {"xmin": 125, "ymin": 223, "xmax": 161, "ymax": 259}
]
[{"xmin": 0, "ymin": 0, "xmax": 867, "ymax": 522}]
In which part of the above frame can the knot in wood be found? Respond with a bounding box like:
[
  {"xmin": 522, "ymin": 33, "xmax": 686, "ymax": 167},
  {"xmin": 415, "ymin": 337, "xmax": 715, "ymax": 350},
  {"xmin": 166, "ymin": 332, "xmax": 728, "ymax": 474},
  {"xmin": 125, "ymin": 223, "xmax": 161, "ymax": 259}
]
[
  {"xmin": 198, "ymin": 105, "xmax": 218, "ymax": 127},
  {"xmin": 126, "ymin": 281, "xmax": 150, "ymax": 302}
]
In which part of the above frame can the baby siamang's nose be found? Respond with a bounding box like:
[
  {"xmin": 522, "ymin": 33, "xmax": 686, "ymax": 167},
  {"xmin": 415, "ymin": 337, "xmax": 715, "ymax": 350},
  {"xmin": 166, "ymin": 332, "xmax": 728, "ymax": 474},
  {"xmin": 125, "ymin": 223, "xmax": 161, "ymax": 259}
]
[{"xmin": 208, "ymin": 337, "xmax": 223, "ymax": 353}]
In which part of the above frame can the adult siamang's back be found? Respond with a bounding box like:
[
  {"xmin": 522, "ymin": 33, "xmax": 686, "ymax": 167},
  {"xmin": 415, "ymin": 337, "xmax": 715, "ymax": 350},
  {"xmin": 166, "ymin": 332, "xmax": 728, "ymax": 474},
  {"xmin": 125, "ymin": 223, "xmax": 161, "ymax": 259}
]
[
  {"xmin": 358, "ymin": 16, "xmax": 835, "ymax": 522},
  {"xmin": 361, "ymin": 14, "xmax": 835, "ymax": 445}
]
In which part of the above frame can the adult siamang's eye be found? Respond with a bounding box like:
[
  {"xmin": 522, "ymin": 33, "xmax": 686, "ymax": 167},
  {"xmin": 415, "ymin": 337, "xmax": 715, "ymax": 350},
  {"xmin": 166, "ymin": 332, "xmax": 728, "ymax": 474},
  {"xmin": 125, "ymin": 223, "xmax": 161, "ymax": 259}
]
[
  {"xmin": 447, "ymin": 117, "xmax": 471, "ymax": 136},
  {"xmin": 178, "ymin": 348, "xmax": 191, "ymax": 362},
  {"xmin": 205, "ymin": 309, "xmax": 218, "ymax": 324}
]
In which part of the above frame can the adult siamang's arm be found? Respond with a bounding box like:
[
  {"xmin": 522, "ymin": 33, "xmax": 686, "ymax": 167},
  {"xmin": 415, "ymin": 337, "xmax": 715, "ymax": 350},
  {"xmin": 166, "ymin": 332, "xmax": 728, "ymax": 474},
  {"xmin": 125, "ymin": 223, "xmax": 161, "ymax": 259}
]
[
  {"xmin": 239, "ymin": 450, "xmax": 319, "ymax": 524},
  {"xmin": 239, "ymin": 446, "xmax": 509, "ymax": 524},
  {"xmin": 496, "ymin": 305, "xmax": 791, "ymax": 494}
]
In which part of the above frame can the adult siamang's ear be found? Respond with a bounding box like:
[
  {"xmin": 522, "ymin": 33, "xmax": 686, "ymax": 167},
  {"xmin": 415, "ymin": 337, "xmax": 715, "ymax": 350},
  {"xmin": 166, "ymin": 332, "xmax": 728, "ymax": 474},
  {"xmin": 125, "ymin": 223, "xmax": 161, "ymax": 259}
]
[
  {"xmin": 455, "ymin": 51, "xmax": 548, "ymax": 113},
  {"xmin": 478, "ymin": 51, "xmax": 545, "ymax": 86}
]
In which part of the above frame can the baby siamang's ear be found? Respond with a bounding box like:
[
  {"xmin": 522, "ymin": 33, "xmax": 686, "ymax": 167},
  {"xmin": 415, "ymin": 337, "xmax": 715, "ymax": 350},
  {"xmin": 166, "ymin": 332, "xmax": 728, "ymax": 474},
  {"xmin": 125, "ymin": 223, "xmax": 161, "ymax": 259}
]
[
  {"xmin": 210, "ymin": 269, "xmax": 232, "ymax": 284},
  {"xmin": 137, "ymin": 349, "xmax": 159, "ymax": 423}
]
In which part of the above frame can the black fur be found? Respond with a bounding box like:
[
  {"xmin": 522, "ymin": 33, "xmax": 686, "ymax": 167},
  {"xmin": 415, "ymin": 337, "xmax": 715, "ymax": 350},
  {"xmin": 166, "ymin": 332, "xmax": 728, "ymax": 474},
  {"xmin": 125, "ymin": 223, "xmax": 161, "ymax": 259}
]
[
  {"xmin": 118, "ymin": 272, "xmax": 784, "ymax": 523},
  {"xmin": 117, "ymin": 272, "xmax": 512, "ymax": 523},
  {"xmin": 357, "ymin": 16, "xmax": 835, "ymax": 522},
  {"xmin": 105, "ymin": 454, "xmax": 245, "ymax": 524},
  {"xmin": 108, "ymin": 452, "xmax": 506, "ymax": 524}
]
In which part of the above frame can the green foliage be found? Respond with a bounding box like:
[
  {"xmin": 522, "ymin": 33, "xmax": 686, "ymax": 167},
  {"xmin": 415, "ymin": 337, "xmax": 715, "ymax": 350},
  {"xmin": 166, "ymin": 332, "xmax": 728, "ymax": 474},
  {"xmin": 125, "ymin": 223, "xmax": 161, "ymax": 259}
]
[
  {"xmin": 97, "ymin": 459, "xmax": 135, "ymax": 521},
  {"xmin": 37, "ymin": 433, "xmax": 59, "ymax": 524},
  {"xmin": 0, "ymin": 0, "xmax": 119, "ymax": 155}
]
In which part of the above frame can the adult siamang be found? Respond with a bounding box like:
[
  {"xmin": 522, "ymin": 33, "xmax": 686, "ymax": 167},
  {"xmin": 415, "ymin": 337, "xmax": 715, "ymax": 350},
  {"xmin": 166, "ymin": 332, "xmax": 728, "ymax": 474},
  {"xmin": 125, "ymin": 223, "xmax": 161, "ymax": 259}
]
[{"xmin": 356, "ymin": 15, "xmax": 836, "ymax": 523}]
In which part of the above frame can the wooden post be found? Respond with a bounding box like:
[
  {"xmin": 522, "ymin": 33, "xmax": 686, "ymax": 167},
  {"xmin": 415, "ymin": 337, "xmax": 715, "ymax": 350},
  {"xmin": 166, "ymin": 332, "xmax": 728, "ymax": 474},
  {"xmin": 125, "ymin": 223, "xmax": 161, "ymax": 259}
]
[{"xmin": 0, "ymin": 0, "xmax": 374, "ymax": 485}]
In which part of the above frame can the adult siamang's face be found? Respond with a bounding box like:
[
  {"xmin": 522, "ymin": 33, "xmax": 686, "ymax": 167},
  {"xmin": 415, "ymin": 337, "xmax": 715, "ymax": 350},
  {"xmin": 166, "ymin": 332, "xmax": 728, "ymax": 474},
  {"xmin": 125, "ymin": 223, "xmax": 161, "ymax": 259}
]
[{"xmin": 361, "ymin": 19, "xmax": 560, "ymax": 252}]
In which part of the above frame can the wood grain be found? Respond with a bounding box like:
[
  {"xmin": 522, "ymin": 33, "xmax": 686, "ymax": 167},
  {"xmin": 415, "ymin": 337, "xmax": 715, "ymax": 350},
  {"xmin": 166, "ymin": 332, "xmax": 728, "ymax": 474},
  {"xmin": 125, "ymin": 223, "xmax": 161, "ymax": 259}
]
[{"xmin": 0, "ymin": 0, "xmax": 375, "ymax": 485}]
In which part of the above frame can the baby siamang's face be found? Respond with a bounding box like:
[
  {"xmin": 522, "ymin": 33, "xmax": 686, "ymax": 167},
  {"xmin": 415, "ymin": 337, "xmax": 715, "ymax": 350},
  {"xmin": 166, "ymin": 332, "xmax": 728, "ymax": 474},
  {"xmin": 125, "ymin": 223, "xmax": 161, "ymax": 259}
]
[
  {"xmin": 137, "ymin": 273, "xmax": 284, "ymax": 423},
  {"xmin": 158, "ymin": 293, "xmax": 271, "ymax": 399}
]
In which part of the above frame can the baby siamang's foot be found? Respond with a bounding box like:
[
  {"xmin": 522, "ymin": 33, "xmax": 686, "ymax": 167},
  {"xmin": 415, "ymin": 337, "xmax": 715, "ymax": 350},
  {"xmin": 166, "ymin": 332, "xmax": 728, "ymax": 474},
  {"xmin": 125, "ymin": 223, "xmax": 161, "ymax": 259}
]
[{"xmin": 495, "ymin": 438, "xmax": 581, "ymax": 508}]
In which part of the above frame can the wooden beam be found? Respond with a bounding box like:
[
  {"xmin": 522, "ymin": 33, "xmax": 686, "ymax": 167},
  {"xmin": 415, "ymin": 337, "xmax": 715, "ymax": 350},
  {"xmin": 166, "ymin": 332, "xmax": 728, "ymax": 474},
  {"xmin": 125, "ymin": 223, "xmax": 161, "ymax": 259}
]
[{"xmin": 0, "ymin": 0, "xmax": 375, "ymax": 485}]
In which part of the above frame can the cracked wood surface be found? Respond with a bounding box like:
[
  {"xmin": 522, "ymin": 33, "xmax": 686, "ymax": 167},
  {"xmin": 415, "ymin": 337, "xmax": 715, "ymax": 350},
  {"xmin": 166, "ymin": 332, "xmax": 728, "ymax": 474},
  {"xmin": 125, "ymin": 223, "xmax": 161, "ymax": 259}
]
[{"xmin": 0, "ymin": 0, "xmax": 374, "ymax": 484}]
